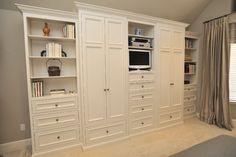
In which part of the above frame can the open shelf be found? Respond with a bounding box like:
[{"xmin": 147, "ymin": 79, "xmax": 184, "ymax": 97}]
[
  {"xmin": 29, "ymin": 56, "xmax": 76, "ymax": 59},
  {"xmin": 128, "ymin": 46, "xmax": 153, "ymax": 50},
  {"xmin": 31, "ymin": 93, "xmax": 77, "ymax": 100},
  {"xmin": 28, "ymin": 35, "xmax": 76, "ymax": 41},
  {"xmin": 128, "ymin": 34, "xmax": 154, "ymax": 39},
  {"xmin": 30, "ymin": 75, "xmax": 77, "ymax": 79}
]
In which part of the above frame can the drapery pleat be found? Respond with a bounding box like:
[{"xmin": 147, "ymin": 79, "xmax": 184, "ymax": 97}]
[{"xmin": 199, "ymin": 17, "xmax": 233, "ymax": 130}]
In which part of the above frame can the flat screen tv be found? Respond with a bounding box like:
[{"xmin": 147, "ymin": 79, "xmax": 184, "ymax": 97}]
[{"xmin": 129, "ymin": 49, "xmax": 151, "ymax": 70}]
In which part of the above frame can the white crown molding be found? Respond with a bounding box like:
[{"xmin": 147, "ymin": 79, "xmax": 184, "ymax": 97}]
[
  {"xmin": 74, "ymin": 1, "xmax": 189, "ymax": 28},
  {"xmin": 15, "ymin": 3, "xmax": 77, "ymax": 20},
  {"xmin": 0, "ymin": 138, "xmax": 31, "ymax": 154}
]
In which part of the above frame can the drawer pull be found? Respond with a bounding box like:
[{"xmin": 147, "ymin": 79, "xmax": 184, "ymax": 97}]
[
  {"xmin": 170, "ymin": 115, "xmax": 173, "ymax": 119},
  {"xmin": 55, "ymin": 104, "xmax": 58, "ymax": 107},
  {"xmin": 141, "ymin": 108, "xmax": 144, "ymax": 111},
  {"xmin": 141, "ymin": 76, "xmax": 144, "ymax": 78},
  {"xmin": 142, "ymin": 96, "xmax": 144, "ymax": 99},
  {"xmin": 141, "ymin": 122, "xmax": 144, "ymax": 125},
  {"xmin": 57, "ymin": 136, "xmax": 61, "ymax": 140},
  {"xmin": 188, "ymin": 88, "xmax": 191, "ymax": 91},
  {"xmin": 106, "ymin": 130, "xmax": 109, "ymax": 134},
  {"xmin": 187, "ymin": 109, "xmax": 190, "ymax": 111},
  {"xmin": 170, "ymin": 83, "xmax": 174, "ymax": 85},
  {"xmin": 188, "ymin": 98, "xmax": 190, "ymax": 100},
  {"xmin": 56, "ymin": 118, "xmax": 59, "ymax": 122},
  {"xmin": 141, "ymin": 85, "xmax": 144, "ymax": 88}
]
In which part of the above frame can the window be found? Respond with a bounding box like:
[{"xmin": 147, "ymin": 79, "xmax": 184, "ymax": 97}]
[{"xmin": 230, "ymin": 44, "xmax": 236, "ymax": 102}]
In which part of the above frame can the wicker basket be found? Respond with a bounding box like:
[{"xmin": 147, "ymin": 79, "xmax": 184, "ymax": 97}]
[{"xmin": 46, "ymin": 59, "xmax": 62, "ymax": 76}]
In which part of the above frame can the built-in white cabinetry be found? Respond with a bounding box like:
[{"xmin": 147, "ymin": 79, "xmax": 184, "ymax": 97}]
[
  {"xmin": 17, "ymin": 2, "xmax": 188, "ymax": 155},
  {"xmin": 80, "ymin": 11, "xmax": 128, "ymax": 146},
  {"xmin": 158, "ymin": 26, "xmax": 185, "ymax": 127}
]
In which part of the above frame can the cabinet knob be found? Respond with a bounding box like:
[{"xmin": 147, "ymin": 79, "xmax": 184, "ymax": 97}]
[
  {"xmin": 141, "ymin": 85, "xmax": 144, "ymax": 88},
  {"xmin": 141, "ymin": 108, "xmax": 144, "ymax": 111},
  {"xmin": 170, "ymin": 83, "xmax": 174, "ymax": 85},
  {"xmin": 107, "ymin": 88, "xmax": 110, "ymax": 91},
  {"xmin": 106, "ymin": 130, "xmax": 109, "ymax": 134},
  {"xmin": 170, "ymin": 115, "xmax": 173, "ymax": 119},
  {"xmin": 187, "ymin": 109, "xmax": 190, "ymax": 111},
  {"xmin": 141, "ymin": 122, "xmax": 144, "ymax": 125},
  {"xmin": 55, "ymin": 104, "xmax": 58, "ymax": 107},
  {"xmin": 142, "ymin": 96, "xmax": 144, "ymax": 99},
  {"xmin": 141, "ymin": 76, "xmax": 144, "ymax": 78},
  {"xmin": 56, "ymin": 118, "xmax": 59, "ymax": 122},
  {"xmin": 57, "ymin": 136, "xmax": 60, "ymax": 140}
]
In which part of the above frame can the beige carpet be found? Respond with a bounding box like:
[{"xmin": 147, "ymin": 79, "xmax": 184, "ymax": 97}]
[{"xmin": 4, "ymin": 118, "xmax": 236, "ymax": 157}]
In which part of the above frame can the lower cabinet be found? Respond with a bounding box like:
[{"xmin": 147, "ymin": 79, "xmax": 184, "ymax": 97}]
[
  {"xmin": 159, "ymin": 110, "xmax": 182, "ymax": 127},
  {"xmin": 85, "ymin": 121, "xmax": 127, "ymax": 145},
  {"xmin": 183, "ymin": 84, "xmax": 197, "ymax": 119}
]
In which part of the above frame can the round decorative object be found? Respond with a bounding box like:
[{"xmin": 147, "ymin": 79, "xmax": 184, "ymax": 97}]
[
  {"xmin": 40, "ymin": 50, "xmax": 46, "ymax": 57},
  {"xmin": 42, "ymin": 22, "xmax": 50, "ymax": 36},
  {"xmin": 46, "ymin": 59, "xmax": 62, "ymax": 76}
]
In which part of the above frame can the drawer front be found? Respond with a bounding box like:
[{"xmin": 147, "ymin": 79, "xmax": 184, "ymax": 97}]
[
  {"xmin": 129, "ymin": 93, "xmax": 153, "ymax": 106},
  {"xmin": 86, "ymin": 122, "xmax": 126, "ymax": 145},
  {"xmin": 129, "ymin": 82, "xmax": 154, "ymax": 93},
  {"xmin": 130, "ymin": 104, "xmax": 153, "ymax": 118},
  {"xmin": 35, "ymin": 127, "xmax": 79, "ymax": 151},
  {"xmin": 184, "ymin": 85, "xmax": 197, "ymax": 92},
  {"xmin": 129, "ymin": 73, "xmax": 154, "ymax": 83},
  {"xmin": 160, "ymin": 111, "xmax": 182, "ymax": 124},
  {"xmin": 130, "ymin": 116, "xmax": 154, "ymax": 134},
  {"xmin": 32, "ymin": 97, "xmax": 77, "ymax": 114},
  {"xmin": 33, "ymin": 112, "xmax": 79, "ymax": 130},
  {"xmin": 184, "ymin": 105, "xmax": 196, "ymax": 115},
  {"xmin": 184, "ymin": 95, "xmax": 196, "ymax": 103}
]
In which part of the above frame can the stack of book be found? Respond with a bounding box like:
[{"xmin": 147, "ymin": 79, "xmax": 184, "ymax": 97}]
[
  {"xmin": 32, "ymin": 81, "xmax": 43, "ymax": 97},
  {"xmin": 185, "ymin": 64, "xmax": 196, "ymax": 74},
  {"xmin": 185, "ymin": 54, "xmax": 192, "ymax": 61},
  {"xmin": 46, "ymin": 42, "xmax": 62, "ymax": 57},
  {"xmin": 63, "ymin": 24, "xmax": 75, "ymax": 39},
  {"xmin": 49, "ymin": 89, "xmax": 66, "ymax": 95},
  {"xmin": 185, "ymin": 39, "xmax": 194, "ymax": 49}
]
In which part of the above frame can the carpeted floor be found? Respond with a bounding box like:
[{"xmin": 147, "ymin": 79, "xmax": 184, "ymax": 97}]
[{"xmin": 3, "ymin": 118, "xmax": 236, "ymax": 157}]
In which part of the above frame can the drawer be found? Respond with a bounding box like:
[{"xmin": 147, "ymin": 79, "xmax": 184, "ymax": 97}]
[
  {"xmin": 129, "ymin": 82, "xmax": 154, "ymax": 93},
  {"xmin": 184, "ymin": 95, "xmax": 196, "ymax": 103},
  {"xmin": 32, "ymin": 97, "xmax": 77, "ymax": 114},
  {"xmin": 129, "ymin": 93, "xmax": 153, "ymax": 106},
  {"xmin": 160, "ymin": 111, "xmax": 182, "ymax": 124},
  {"xmin": 184, "ymin": 105, "xmax": 196, "ymax": 115},
  {"xmin": 86, "ymin": 122, "xmax": 126, "ymax": 145},
  {"xmin": 35, "ymin": 127, "xmax": 79, "ymax": 151},
  {"xmin": 130, "ymin": 116, "xmax": 154, "ymax": 134},
  {"xmin": 33, "ymin": 111, "xmax": 79, "ymax": 130},
  {"xmin": 130, "ymin": 104, "xmax": 153, "ymax": 118},
  {"xmin": 129, "ymin": 73, "xmax": 154, "ymax": 83},
  {"xmin": 184, "ymin": 85, "xmax": 197, "ymax": 92}
]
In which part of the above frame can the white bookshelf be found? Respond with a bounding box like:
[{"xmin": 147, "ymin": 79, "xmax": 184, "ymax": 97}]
[
  {"xmin": 184, "ymin": 31, "xmax": 199, "ymax": 119},
  {"xmin": 17, "ymin": 4, "xmax": 81, "ymax": 155}
]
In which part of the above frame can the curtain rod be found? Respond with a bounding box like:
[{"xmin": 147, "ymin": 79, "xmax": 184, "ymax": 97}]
[{"xmin": 203, "ymin": 13, "xmax": 231, "ymax": 24}]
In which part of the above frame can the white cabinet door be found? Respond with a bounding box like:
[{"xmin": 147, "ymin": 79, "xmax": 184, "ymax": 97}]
[
  {"xmin": 159, "ymin": 27, "xmax": 184, "ymax": 110},
  {"xmin": 105, "ymin": 18, "xmax": 127, "ymax": 121},
  {"xmin": 82, "ymin": 15, "xmax": 107, "ymax": 124}
]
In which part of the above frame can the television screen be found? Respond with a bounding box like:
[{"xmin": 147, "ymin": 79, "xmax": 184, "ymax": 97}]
[{"xmin": 129, "ymin": 50, "xmax": 150, "ymax": 66}]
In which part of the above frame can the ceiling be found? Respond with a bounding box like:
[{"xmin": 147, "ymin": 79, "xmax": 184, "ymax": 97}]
[{"xmin": 0, "ymin": 0, "xmax": 213, "ymax": 23}]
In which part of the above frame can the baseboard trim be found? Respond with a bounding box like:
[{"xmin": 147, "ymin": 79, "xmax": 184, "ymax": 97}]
[{"xmin": 0, "ymin": 138, "xmax": 31, "ymax": 153}]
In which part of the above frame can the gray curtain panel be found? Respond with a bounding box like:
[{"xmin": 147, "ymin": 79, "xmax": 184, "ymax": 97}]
[{"xmin": 199, "ymin": 17, "xmax": 233, "ymax": 130}]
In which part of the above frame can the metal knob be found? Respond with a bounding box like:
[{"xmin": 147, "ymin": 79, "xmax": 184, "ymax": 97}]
[
  {"xmin": 141, "ymin": 76, "xmax": 144, "ymax": 78},
  {"xmin": 56, "ymin": 118, "xmax": 59, "ymax": 122},
  {"xmin": 141, "ymin": 85, "xmax": 144, "ymax": 88},
  {"xmin": 170, "ymin": 116, "xmax": 173, "ymax": 118},
  {"xmin": 142, "ymin": 96, "xmax": 144, "ymax": 98},
  {"xmin": 170, "ymin": 83, "xmax": 174, "ymax": 85},
  {"xmin": 141, "ymin": 122, "xmax": 144, "ymax": 125},
  {"xmin": 57, "ymin": 136, "xmax": 60, "ymax": 139},
  {"xmin": 55, "ymin": 104, "xmax": 58, "ymax": 107},
  {"xmin": 106, "ymin": 130, "xmax": 109, "ymax": 134},
  {"xmin": 141, "ymin": 108, "xmax": 144, "ymax": 111}
]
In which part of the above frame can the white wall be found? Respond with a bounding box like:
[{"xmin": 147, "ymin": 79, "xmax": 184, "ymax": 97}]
[{"xmin": 0, "ymin": 9, "xmax": 30, "ymax": 144}]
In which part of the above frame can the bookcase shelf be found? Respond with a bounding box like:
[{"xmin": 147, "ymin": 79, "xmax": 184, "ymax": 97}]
[
  {"xmin": 30, "ymin": 75, "xmax": 77, "ymax": 79},
  {"xmin": 28, "ymin": 35, "xmax": 76, "ymax": 41},
  {"xmin": 128, "ymin": 34, "xmax": 154, "ymax": 39},
  {"xmin": 128, "ymin": 46, "xmax": 153, "ymax": 50},
  {"xmin": 29, "ymin": 56, "xmax": 76, "ymax": 59},
  {"xmin": 31, "ymin": 93, "xmax": 77, "ymax": 100}
]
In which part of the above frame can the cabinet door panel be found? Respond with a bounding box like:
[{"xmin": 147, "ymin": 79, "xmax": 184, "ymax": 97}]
[
  {"xmin": 84, "ymin": 46, "xmax": 106, "ymax": 124},
  {"xmin": 160, "ymin": 51, "xmax": 171, "ymax": 109},
  {"xmin": 170, "ymin": 51, "xmax": 184, "ymax": 107},
  {"xmin": 106, "ymin": 18, "xmax": 127, "ymax": 121},
  {"xmin": 82, "ymin": 14, "xmax": 106, "ymax": 124},
  {"xmin": 83, "ymin": 15, "xmax": 104, "ymax": 44},
  {"xmin": 172, "ymin": 31, "xmax": 184, "ymax": 51},
  {"xmin": 159, "ymin": 28, "xmax": 171, "ymax": 50}
]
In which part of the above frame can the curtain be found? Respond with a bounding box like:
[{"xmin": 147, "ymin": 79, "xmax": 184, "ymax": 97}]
[{"xmin": 199, "ymin": 17, "xmax": 233, "ymax": 130}]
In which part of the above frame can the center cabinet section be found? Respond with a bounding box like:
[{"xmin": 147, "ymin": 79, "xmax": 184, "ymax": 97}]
[
  {"xmin": 158, "ymin": 25, "xmax": 185, "ymax": 127},
  {"xmin": 81, "ymin": 12, "xmax": 128, "ymax": 146}
]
